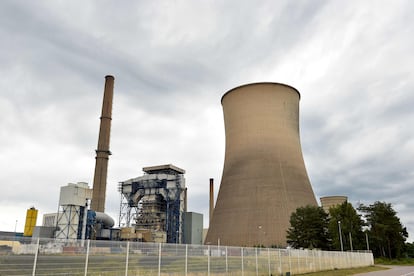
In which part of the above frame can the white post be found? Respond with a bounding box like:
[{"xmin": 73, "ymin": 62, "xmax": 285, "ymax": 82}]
[
  {"xmin": 185, "ymin": 244, "xmax": 188, "ymax": 276},
  {"xmin": 84, "ymin": 239, "xmax": 90, "ymax": 276},
  {"xmin": 338, "ymin": 221, "xmax": 344, "ymax": 251},
  {"xmin": 208, "ymin": 245, "xmax": 210, "ymax": 276},
  {"xmin": 125, "ymin": 241, "xmax": 130, "ymax": 276},
  {"xmin": 158, "ymin": 243, "xmax": 162, "ymax": 276},
  {"xmin": 225, "ymin": 246, "xmax": 228, "ymax": 274},
  {"xmin": 241, "ymin": 247, "xmax": 244, "ymax": 276},
  {"xmin": 267, "ymin": 248, "xmax": 271, "ymax": 276},
  {"xmin": 255, "ymin": 247, "xmax": 258, "ymax": 276},
  {"xmin": 32, "ymin": 238, "xmax": 40, "ymax": 276}
]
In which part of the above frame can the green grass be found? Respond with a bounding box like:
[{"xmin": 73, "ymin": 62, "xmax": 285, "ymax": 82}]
[
  {"xmin": 297, "ymin": 266, "xmax": 388, "ymax": 276},
  {"xmin": 375, "ymin": 257, "xmax": 414, "ymax": 265}
]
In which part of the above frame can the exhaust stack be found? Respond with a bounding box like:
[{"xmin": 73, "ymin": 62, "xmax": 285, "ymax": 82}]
[
  {"xmin": 91, "ymin": 75, "xmax": 114, "ymax": 213},
  {"xmin": 209, "ymin": 178, "xmax": 214, "ymax": 224}
]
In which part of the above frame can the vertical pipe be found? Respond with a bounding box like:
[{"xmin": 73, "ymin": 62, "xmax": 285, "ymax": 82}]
[
  {"xmin": 209, "ymin": 178, "xmax": 214, "ymax": 224},
  {"xmin": 81, "ymin": 199, "xmax": 89, "ymax": 246},
  {"xmin": 184, "ymin": 188, "xmax": 188, "ymax": 212},
  {"xmin": 32, "ymin": 237, "xmax": 40, "ymax": 276},
  {"xmin": 91, "ymin": 75, "xmax": 114, "ymax": 212}
]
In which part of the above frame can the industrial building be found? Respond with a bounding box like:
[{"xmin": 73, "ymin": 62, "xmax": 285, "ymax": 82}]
[
  {"xmin": 118, "ymin": 164, "xmax": 187, "ymax": 243},
  {"xmin": 55, "ymin": 182, "xmax": 115, "ymax": 240},
  {"xmin": 182, "ymin": 212, "xmax": 203, "ymax": 245},
  {"xmin": 205, "ymin": 82, "xmax": 317, "ymax": 247}
]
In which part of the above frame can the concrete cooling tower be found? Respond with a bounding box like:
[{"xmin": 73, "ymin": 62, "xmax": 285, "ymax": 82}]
[{"xmin": 205, "ymin": 82, "xmax": 317, "ymax": 247}]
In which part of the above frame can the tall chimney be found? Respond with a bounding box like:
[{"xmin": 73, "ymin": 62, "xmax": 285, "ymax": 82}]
[
  {"xmin": 209, "ymin": 178, "xmax": 214, "ymax": 224},
  {"xmin": 91, "ymin": 75, "xmax": 114, "ymax": 213}
]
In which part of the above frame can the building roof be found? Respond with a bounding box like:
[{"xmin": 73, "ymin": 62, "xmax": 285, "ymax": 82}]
[{"xmin": 143, "ymin": 164, "xmax": 185, "ymax": 174}]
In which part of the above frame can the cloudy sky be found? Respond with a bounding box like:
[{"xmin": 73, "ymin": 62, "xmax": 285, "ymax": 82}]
[{"xmin": 1, "ymin": 1, "xmax": 413, "ymax": 243}]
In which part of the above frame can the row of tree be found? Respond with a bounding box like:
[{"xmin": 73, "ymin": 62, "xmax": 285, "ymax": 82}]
[{"xmin": 286, "ymin": 201, "xmax": 409, "ymax": 258}]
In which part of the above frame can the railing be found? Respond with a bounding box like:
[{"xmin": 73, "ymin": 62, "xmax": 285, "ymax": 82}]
[{"xmin": 0, "ymin": 236, "xmax": 374, "ymax": 275}]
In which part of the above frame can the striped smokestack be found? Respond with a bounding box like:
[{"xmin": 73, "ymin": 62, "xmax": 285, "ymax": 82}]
[{"xmin": 91, "ymin": 75, "xmax": 114, "ymax": 213}]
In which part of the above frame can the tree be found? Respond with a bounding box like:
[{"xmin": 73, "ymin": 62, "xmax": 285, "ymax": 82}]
[
  {"xmin": 287, "ymin": 205, "xmax": 331, "ymax": 250},
  {"xmin": 358, "ymin": 201, "xmax": 408, "ymax": 258},
  {"xmin": 328, "ymin": 202, "xmax": 365, "ymax": 251},
  {"xmin": 406, "ymin": 242, "xmax": 414, "ymax": 258}
]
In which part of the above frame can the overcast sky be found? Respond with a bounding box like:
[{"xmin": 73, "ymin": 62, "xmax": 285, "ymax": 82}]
[{"xmin": 1, "ymin": 1, "xmax": 413, "ymax": 243}]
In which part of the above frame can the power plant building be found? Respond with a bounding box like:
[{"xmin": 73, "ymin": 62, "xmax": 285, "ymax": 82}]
[
  {"xmin": 55, "ymin": 182, "xmax": 92, "ymax": 240},
  {"xmin": 119, "ymin": 164, "xmax": 186, "ymax": 244},
  {"xmin": 205, "ymin": 83, "xmax": 317, "ymax": 247}
]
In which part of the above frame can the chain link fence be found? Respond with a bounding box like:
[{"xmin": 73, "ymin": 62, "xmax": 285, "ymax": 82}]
[{"xmin": 0, "ymin": 236, "xmax": 373, "ymax": 275}]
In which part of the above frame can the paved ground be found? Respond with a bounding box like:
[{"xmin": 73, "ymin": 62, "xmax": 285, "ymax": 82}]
[{"xmin": 355, "ymin": 266, "xmax": 414, "ymax": 276}]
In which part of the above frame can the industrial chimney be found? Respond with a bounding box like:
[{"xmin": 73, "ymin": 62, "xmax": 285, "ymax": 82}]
[
  {"xmin": 205, "ymin": 82, "xmax": 317, "ymax": 247},
  {"xmin": 91, "ymin": 75, "xmax": 114, "ymax": 213}
]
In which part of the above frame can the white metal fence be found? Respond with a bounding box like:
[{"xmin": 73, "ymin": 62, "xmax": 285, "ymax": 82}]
[{"xmin": 0, "ymin": 236, "xmax": 374, "ymax": 275}]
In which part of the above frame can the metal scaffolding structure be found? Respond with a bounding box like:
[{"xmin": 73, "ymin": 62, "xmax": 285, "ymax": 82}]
[{"xmin": 118, "ymin": 164, "xmax": 186, "ymax": 243}]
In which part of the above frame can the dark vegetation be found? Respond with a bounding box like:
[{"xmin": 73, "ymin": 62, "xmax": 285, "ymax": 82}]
[{"xmin": 287, "ymin": 201, "xmax": 410, "ymax": 259}]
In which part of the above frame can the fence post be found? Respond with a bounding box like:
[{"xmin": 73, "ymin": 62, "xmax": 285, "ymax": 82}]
[
  {"xmin": 255, "ymin": 247, "xmax": 258, "ymax": 276},
  {"xmin": 208, "ymin": 245, "xmax": 210, "ymax": 276},
  {"xmin": 267, "ymin": 248, "xmax": 271, "ymax": 276},
  {"xmin": 32, "ymin": 237, "xmax": 40, "ymax": 276},
  {"xmin": 225, "ymin": 246, "xmax": 228, "ymax": 274},
  {"xmin": 158, "ymin": 243, "xmax": 162, "ymax": 276},
  {"xmin": 241, "ymin": 247, "xmax": 244, "ymax": 276},
  {"xmin": 185, "ymin": 244, "xmax": 188, "ymax": 276},
  {"xmin": 84, "ymin": 239, "xmax": 90, "ymax": 276},
  {"xmin": 125, "ymin": 241, "xmax": 130, "ymax": 276}
]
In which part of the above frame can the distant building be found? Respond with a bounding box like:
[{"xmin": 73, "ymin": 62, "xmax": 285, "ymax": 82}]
[
  {"xmin": 42, "ymin": 213, "xmax": 57, "ymax": 227},
  {"xmin": 320, "ymin": 196, "xmax": 348, "ymax": 214}
]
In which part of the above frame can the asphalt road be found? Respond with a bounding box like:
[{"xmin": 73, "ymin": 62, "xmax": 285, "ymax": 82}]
[{"xmin": 356, "ymin": 266, "xmax": 414, "ymax": 276}]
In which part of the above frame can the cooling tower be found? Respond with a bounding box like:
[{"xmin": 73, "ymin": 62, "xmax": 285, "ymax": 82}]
[
  {"xmin": 91, "ymin": 75, "xmax": 114, "ymax": 213},
  {"xmin": 205, "ymin": 82, "xmax": 317, "ymax": 247}
]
